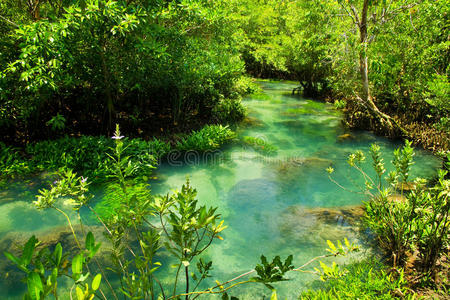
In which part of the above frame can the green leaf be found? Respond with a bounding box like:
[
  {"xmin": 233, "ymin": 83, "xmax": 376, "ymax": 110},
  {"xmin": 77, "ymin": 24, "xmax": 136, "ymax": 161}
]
[
  {"xmin": 76, "ymin": 286, "xmax": 84, "ymax": 300},
  {"xmin": 85, "ymin": 232, "xmax": 95, "ymax": 252},
  {"xmin": 270, "ymin": 290, "xmax": 277, "ymax": 300},
  {"xmin": 4, "ymin": 251, "xmax": 23, "ymax": 267},
  {"xmin": 92, "ymin": 274, "xmax": 101, "ymax": 291},
  {"xmin": 53, "ymin": 243, "xmax": 62, "ymax": 266},
  {"xmin": 50, "ymin": 268, "xmax": 58, "ymax": 286},
  {"xmin": 72, "ymin": 253, "xmax": 84, "ymax": 276},
  {"xmin": 327, "ymin": 240, "xmax": 337, "ymax": 252},
  {"xmin": 22, "ymin": 236, "xmax": 38, "ymax": 266},
  {"xmin": 27, "ymin": 272, "xmax": 43, "ymax": 300}
]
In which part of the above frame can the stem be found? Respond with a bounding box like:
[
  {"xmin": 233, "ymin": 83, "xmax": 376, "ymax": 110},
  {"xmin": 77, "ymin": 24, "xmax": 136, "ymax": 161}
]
[
  {"xmin": 0, "ymin": 14, "xmax": 19, "ymax": 27},
  {"xmin": 172, "ymin": 263, "xmax": 182, "ymax": 297},
  {"xmin": 293, "ymin": 254, "xmax": 330, "ymax": 271},
  {"xmin": 76, "ymin": 212, "xmax": 111, "ymax": 300},
  {"xmin": 172, "ymin": 280, "xmax": 254, "ymax": 299},
  {"xmin": 54, "ymin": 207, "xmax": 82, "ymax": 249},
  {"xmin": 154, "ymin": 277, "xmax": 166, "ymax": 300},
  {"xmin": 185, "ymin": 265, "xmax": 189, "ymax": 300}
]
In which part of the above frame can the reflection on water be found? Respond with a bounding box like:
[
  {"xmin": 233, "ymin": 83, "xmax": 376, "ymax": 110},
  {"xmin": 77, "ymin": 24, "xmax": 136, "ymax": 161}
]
[{"xmin": 0, "ymin": 81, "xmax": 442, "ymax": 299}]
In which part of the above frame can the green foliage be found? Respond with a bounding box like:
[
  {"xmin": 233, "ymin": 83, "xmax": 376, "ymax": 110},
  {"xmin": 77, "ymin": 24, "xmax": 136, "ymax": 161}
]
[
  {"xmin": 4, "ymin": 233, "xmax": 101, "ymax": 300},
  {"xmin": 0, "ymin": 124, "xmax": 237, "ymax": 182},
  {"xmin": 241, "ymin": 136, "xmax": 278, "ymax": 156},
  {"xmin": 212, "ymin": 98, "xmax": 247, "ymax": 124},
  {"xmin": 176, "ymin": 125, "xmax": 236, "ymax": 152},
  {"xmin": 46, "ymin": 113, "xmax": 66, "ymax": 131},
  {"xmin": 233, "ymin": 76, "xmax": 262, "ymax": 95},
  {"xmin": 4, "ymin": 126, "xmax": 361, "ymax": 299},
  {"xmin": 252, "ymin": 255, "xmax": 294, "ymax": 290},
  {"xmin": 333, "ymin": 100, "xmax": 346, "ymax": 110},
  {"xmin": 301, "ymin": 259, "xmax": 413, "ymax": 299},
  {"xmin": 330, "ymin": 141, "xmax": 450, "ymax": 279},
  {"xmin": 0, "ymin": 0, "xmax": 248, "ymax": 142}
]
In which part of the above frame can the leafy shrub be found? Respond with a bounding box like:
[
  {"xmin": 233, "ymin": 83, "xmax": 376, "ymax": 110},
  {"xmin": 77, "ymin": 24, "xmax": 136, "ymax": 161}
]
[
  {"xmin": 300, "ymin": 259, "xmax": 412, "ymax": 299},
  {"xmin": 329, "ymin": 141, "xmax": 450, "ymax": 279},
  {"xmin": 176, "ymin": 125, "xmax": 236, "ymax": 152},
  {"xmin": 333, "ymin": 100, "xmax": 346, "ymax": 110},
  {"xmin": 147, "ymin": 138, "xmax": 172, "ymax": 159},
  {"xmin": 0, "ymin": 142, "xmax": 30, "ymax": 178},
  {"xmin": 0, "ymin": 125, "xmax": 236, "ymax": 182},
  {"xmin": 212, "ymin": 98, "xmax": 247, "ymax": 124},
  {"xmin": 241, "ymin": 136, "xmax": 278, "ymax": 156},
  {"xmin": 233, "ymin": 76, "xmax": 262, "ymax": 96}
]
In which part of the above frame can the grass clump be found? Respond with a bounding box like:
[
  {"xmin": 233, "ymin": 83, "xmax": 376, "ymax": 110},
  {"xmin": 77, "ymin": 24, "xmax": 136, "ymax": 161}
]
[
  {"xmin": 176, "ymin": 125, "xmax": 236, "ymax": 152},
  {"xmin": 0, "ymin": 125, "xmax": 237, "ymax": 183},
  {"xmin": 300, "ymin": 259, "xmax": 413, "ymax": 299},
  {"xmin": 241, "ymin": 136, "xmax": 278, "ymax": 156}
]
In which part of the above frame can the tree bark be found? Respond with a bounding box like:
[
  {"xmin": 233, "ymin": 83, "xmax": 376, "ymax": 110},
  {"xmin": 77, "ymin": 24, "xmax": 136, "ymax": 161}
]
[{"xmin": 354, "ymin": 0, "xmax": 405, "ymax": 136}]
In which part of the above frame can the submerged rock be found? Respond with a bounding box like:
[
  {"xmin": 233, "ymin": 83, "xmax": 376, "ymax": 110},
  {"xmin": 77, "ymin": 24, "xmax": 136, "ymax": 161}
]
[
  {"xmin": 241, "ymin": 116, "xmax": 267, "ymax": 129},
  {"xmin": 268, "ymin": 157, "xmax": 332, "ymax": 184},
  {"xmin": 277, "ymin": 205, "xmax": 364, "ymax": 247},
  {"xmin": 337, "ymin": 133, "xmax": 355, "ymax": 142}
]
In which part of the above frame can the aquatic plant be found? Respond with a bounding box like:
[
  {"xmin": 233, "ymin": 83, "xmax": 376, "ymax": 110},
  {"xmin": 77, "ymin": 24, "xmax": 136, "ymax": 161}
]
[
  {"xmin": 0, "ymin": 124, "xmax": 237, "ymax": 183},
  {"xmin": 300, "ymin": 259, "xmax": 412, "ymax": 299},
  {"xmin": 4, "ymin": 233, "xmax": 102, "ymax": 300},
  {"xmin": 241, "ymin": 136, "xmax": 278, "ymax": 156},
  {"xmin": 328, "ymin": 141, "xmax": 450, "ymax": 282},
  {"xmin": 212, "ymin": 98, "xmax": 247, "ymax": 124},
  {"xmin": 4, "ymin": 126, "xmax": 359, "ymax": 299},
  {"xmin": 176, "ymin": 125, "xmax": 236, "ymax": 152}
]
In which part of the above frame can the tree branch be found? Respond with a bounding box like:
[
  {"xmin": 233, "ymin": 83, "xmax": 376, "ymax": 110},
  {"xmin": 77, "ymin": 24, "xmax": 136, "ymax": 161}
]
[{"xmin": 0, "ymin": 14, "xmax": 19, "ymax": 27}]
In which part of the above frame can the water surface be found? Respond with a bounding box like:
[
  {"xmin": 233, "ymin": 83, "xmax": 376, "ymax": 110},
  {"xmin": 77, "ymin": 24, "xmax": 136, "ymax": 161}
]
[{"xmin": 0, "ymin": 81, "xmax": 442, "ymax": 299}]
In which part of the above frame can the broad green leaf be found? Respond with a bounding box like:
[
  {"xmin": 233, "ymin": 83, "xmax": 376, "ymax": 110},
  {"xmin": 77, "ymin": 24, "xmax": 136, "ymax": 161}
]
[
  {"xmin": 72, "ymin": 253, "xmax": 84, "ymax": 275},
  {"xmin": 22, "ymin": 236, "xmax": 38, "ymax": 266},
  {"xmin": 27, "ymin": 272, "xmax": 43, "ymax": 300},
  {"xmin": 53, "ymin": 243, "xmax": 62, "ymax": 266},
  {"xmin": 92, "ymin": 274, "xmax": 101, "ymax": 291},
  {"xmin": 85, "ymin": 232, "xmax": 95, "ymax": 251}
]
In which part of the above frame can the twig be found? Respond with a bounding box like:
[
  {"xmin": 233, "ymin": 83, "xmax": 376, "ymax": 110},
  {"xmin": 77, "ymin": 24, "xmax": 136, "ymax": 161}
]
[{"xmin": 0, "ymin": 14, "xmax": 19, "ymax": 27}]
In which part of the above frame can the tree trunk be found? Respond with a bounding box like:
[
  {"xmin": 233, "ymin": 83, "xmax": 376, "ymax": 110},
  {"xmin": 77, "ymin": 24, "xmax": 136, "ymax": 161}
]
[{"xmin": 355, "ymin": 0, "xmax": 404, "ymax": 136}]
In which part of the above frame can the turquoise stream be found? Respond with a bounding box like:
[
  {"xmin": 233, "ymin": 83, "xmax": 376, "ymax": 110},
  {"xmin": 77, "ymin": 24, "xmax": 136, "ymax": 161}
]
[{"xmin": 0, "ymin": 81, "xmax": 442, "ymax": 299}]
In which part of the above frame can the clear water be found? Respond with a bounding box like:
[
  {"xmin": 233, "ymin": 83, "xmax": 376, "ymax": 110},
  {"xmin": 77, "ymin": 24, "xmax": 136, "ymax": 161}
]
[{"xmin": 0, "ymin": 81, "xmax": 442, "ymax": 299}]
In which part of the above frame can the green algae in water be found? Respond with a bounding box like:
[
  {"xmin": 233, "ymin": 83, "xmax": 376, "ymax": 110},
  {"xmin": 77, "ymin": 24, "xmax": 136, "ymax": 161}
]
[{"xmin": 0, "ymin": 80, "xmax": 442, "ymax": 299}]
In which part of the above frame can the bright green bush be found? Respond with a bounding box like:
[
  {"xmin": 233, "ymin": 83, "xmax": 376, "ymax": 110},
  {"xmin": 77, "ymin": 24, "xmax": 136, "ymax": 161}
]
[
  {"xmin": 233, "ymin": 76, "xmax": 262, "ymax": 96},
  {"xmin": 300, "ymin": 259, "xmax": 413, "ymax": 299},
  {"xmin": 176, "ymin": 125, "xmax": 236, "ymax": 152},
  {"xmin": 0, "ymin": 125, "xmax": 237, "ymax": 182},
  {"xmin": 212, "ymin": 98, "xmax": 247, "ymax": 124},
  {"xmin": 241, "ymin": 136, "xmax": 278, "ymax": 156},
  {"xmin": 329, "ymin": 141, "xmax": 450, "ymax": 279}
]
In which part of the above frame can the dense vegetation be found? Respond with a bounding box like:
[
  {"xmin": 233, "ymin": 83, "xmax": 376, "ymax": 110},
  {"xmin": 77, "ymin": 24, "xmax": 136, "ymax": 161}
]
[
  {"xmin": 1, "ymin": 0, "xmax": 449, "ymax": 299},
  {"xmin": 1, "ymin": 0, "xmax": 448, "ymax": 148},
  {"xmin": 0, "ymin": 0, "xmax": 254, "ymax": 143},
  {"xmin": 224, "ymin": 0, "xmax": 449, "ymax": 149},
  {"xmin": 5, "ymin": 127, "xmax": 360, "ymax": 300}
]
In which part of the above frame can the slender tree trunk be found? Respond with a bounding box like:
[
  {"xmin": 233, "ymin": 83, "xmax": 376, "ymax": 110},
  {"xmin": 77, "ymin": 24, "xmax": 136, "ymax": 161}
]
[{"xmin": 355, "ymin": 0, "xmax": 403, "ymax": 136}]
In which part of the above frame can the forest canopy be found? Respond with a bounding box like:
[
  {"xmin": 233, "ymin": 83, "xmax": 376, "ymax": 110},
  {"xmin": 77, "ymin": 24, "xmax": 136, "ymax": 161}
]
[{"xmin": 0, "ymin": 0, "xmax": 449, "ymax": 149}]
